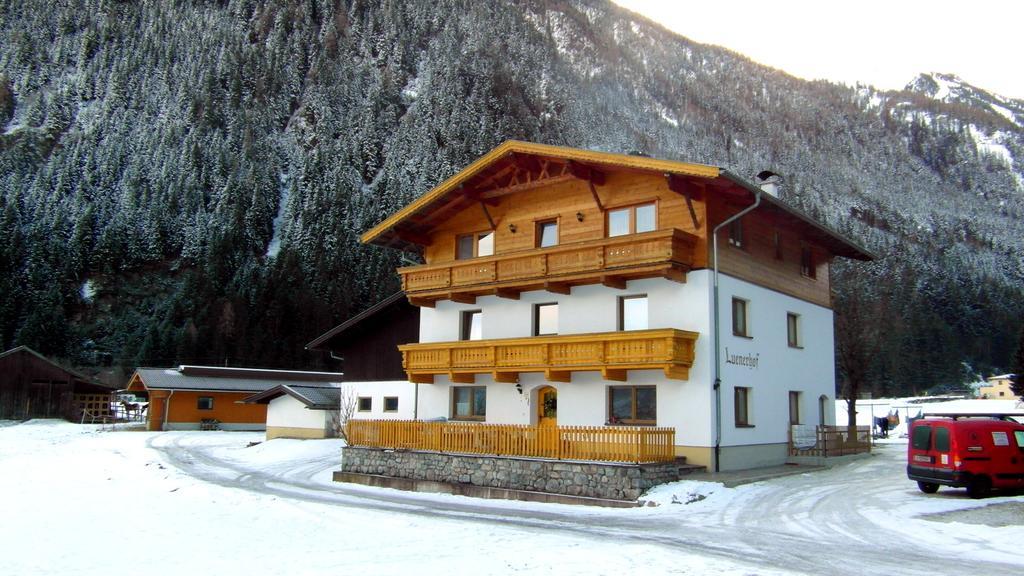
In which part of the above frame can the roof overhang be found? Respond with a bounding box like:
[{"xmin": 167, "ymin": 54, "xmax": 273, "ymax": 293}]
[
  {"xmin": 361, "ymin": 140, "xmax": 874, "ymax": 261},
  {"xmin": 360, "ymin": 140, "xmax": 720, "ymax": 253}
]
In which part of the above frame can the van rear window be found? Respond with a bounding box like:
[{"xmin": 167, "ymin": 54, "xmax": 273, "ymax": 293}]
[
  {"xmin": 911, "ymin": 425, "xmax": 932, "ymax": 450},
  {"xmin": 934, "ymin": 427, "xmax": 950, "ymax": 452}
]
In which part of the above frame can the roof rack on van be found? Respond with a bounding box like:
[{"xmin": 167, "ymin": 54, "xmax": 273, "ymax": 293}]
[{"xmin": 923, "ymin": 413, "xmax": 1023, "ymax": 420}]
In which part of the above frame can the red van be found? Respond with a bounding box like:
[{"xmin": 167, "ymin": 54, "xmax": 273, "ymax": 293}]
[{"xmin": 907, "ymin": 416, "xmax": 1024, "ymax": 498}]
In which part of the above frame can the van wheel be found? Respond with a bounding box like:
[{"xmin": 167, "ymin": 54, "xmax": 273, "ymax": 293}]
[
  {"xmin": 967, "ymin": 475, "xmax": 991, "ymax": 499},
  {"xmin": 917, "ymin": 482, "xmax": 939, "ymax": 494}
]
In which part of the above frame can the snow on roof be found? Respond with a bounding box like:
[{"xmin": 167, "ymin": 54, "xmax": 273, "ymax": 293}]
[
  {"xmin": 132, "ymin": 366, "xmax": 343, "ymax": 393},
  {"xmin": 985, "ymin": 374, "xmax": 1015, "ymax": 381}
]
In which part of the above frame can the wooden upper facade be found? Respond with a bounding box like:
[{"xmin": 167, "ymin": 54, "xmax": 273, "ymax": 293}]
[{"xmin": 363, "ymin": 141, "xmax": 872, "ymax": 310}]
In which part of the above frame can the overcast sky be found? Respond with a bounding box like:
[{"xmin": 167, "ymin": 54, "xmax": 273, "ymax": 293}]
[{"xmin": 611, "ymin": 0, "xmax": 1024, "ymax": 100}]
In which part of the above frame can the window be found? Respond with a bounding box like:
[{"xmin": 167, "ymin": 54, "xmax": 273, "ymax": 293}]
[
  {"xmin": 383, "ymin": 397, "xmax": 399, "ymax": 413},
  {"xmin": 456, "ymin": 231, "xmax": 494, "ymax": 259},
  {"xmin": 536, "ymin": 219, "xmax": 558, "ymax": 248},
  {"xmin": 618, "ymin": 295, "xmax": 648, "ymax": 331},
  {"xmin": 608, "ymin": 386, "xmax": 656, "ymax": 425},
  {"xmin": 357, "ymin": 397, "xmax": 372, "ymax": 412},
  {"xmin": 818, "ymin": 395, "xmax": 828, "ymax": 426},
  {"xmin": 732, "ymin": 298, "xmax": 749, "ymax": 337},
  {"xmin": 773, "ymin": 231, "xmax": 783, "ymax": 260},
  {"xmin": 460, "ymin": 310, "xmax": 482, "ymax": 341},
  {"xmin": 534, "ymin": 303, "xmax": 558, "ymax": 336},
  {"xmin": 607, "ymin": 202, "xmax": 656, "ymax": 237},
  {"xmin": 735, "ymin": 387, "xmax": 752, "ymax": 427},
  {"xmin": 197, "ymin": 397, "xmax": 214, "ymax": 410},
  {"xmin": 728, "ymin": 219, "xmax": 744, "ymax": 248},
  {"xmin": 801, "ymin": 247, "xmax": 816, "ymax": 278},
  {"xmin": 934, "ymin": 427, "xmax": 950, "ymax": 452},
  {"xmin": 1013, "ymin": 430, "xmax": 1024, "ymax": 448},
  {"xmin": 787, "ymin": 312, "xmax": 800, "ymax": 348},
  {"xmin": 911, "ymin": 425, "xmax": 932, "ymax": 450},
  {"xmin": 452, "ymin": 386, "xmax": 486, "ymax": 420},
  {"xmin": 789, "ymin": 391, "xmax": 801, "ymax": 425}
]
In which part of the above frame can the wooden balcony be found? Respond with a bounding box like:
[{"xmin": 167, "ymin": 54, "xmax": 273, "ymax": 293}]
[
  {"xmin": 399, "ymin": 228, "xmax": 697, "ymax": 306},
  {"xmin": 347, "ymin": 419, "xmax": 677, "ymax": 463},
  {"xmin": 399, "ymin": 328, "xmax": 698, "ymax": 384}
]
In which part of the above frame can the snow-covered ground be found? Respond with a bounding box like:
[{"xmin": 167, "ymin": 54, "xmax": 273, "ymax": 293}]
[{"xmin": 1, "ymin": 420, "xmax": 1021, "ymax": 575}]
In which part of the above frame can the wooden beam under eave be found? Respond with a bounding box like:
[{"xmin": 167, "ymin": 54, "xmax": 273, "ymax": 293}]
[
  {"xmin": 544, "ymin": 282, "xmax": 571, "ymax": 295},
  {"xmin": 408, "ymin": 297, "xmax": 437, "ymax": 308},
  {"xmin": 394, "ymin": 230, "xmax": 433, "ymax": 247},
  {"xmin": 602, "ymin": 368, "xmax": 627, "ymax": 382},
  {"xmin": 601, "ymin": 275, "xmax": 627, "ymax": 290},
  {"xmin": 448, "ymin": 372, "xmax": 476, "ymax": 384},
  {"xmin": 545, "ymin": 370, "xmax": 571, "ymax": 383},
  {"xmin": 567, "ymin": 161, "xmax": 606, "ymax": 185},
  {"xmin": 493, "ymin": 371, "xmax": 519, "ymax": 383},
  {"xmin": 408, "ymin": 372, "xmax": 435, "ymax": 384},
  {"xmin": 478, "ymin": 173, "xmax": 576, "ymax": 199},
  {"xmin": 449, "ymin": 292, "xmax": 477, "ymax": 305},
  {"xmin": 664, "ymin": 366, "xmax": 690, "ymax": 381},
  {"xmin": 494, "ymin": 288, "xmax": 520, "ymax": 300},
  {"xmin": 664, "ymin": 266, "xmax": 687, "ymax": 284}
]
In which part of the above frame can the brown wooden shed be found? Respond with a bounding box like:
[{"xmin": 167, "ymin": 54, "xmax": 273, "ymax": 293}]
[{"xmin": 0, "ymin": 346, "xmax": 111, "ymax": 420}]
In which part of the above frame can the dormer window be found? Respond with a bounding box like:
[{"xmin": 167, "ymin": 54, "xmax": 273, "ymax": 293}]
[
  {"xmin": 456, "ymin": 231, "xmax": 494, "ymax": 260},
  {"xmin": 608, "ymin": 203, "xmax": 656, "ymax": 237}
]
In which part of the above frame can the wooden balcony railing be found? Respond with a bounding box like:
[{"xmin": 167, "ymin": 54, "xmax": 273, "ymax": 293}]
[
  {"xmin": 399, "ymin": 228, "xmax": 697, "ymax": 305},
  {"xmin": 399, "ymin": 328, "xmax": 698, "ymax": 383},
  {"xmin": 346, "ymin": 419, "xmax": 677, "ymax": 463}
]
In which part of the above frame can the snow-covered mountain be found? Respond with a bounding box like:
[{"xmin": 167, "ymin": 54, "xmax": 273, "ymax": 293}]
[{"xmin": 0, "ymin": 0, "xmax": 1020, "ymax": 393}]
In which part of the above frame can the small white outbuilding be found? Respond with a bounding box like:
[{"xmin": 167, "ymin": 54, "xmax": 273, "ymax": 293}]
[{"xmin": 243, "ymin": 384, "xmax": 341, "ymax": 440}]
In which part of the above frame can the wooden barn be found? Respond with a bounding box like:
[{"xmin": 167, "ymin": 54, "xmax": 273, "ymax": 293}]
[
  {"xmin": 0, "ymin": 346, "xmax": 113, "ymax": 420},
  {"xmin": 125, "ymin": 365, "xmax": 344, "ymax": 431}
]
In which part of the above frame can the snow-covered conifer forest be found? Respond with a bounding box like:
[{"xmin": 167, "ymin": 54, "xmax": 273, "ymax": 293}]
[{"xmin": 1, "ymin": 0, "xmax": 1021, "ymax": 395}]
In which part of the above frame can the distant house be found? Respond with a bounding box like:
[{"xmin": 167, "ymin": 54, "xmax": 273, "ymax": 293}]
[
  {"xmin": 979, "ymin": 374, "xmax": 1018, "ymax": 400},
  {"xmin": 0, "ymin": 346, "xmax": 113, "ymax": 420},
  {"xmin": 243, "ymin": 384, "xmax": 342, "ymax": 440},
  {"xmin": 307, "ymin": 292, "xmax": 419, "ymax": 420},
  {"xmin": 125, "ymin": 366, "xmax": 343, "ymax": 431}
]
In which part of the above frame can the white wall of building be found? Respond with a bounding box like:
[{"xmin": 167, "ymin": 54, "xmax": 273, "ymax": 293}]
[
  {"xmin": 716, "ymin": 273, "xmax": 836, "ymax": 448},
  {"xmin": 414, "ymin": 269, "xmax": 837, "ymax": 462},
  {"xmin": 267, "ymin": 394, "xmax": 328, "ymax": 430},
  {"xmin": 347, "ymin": 380, "xmax": 418, "ymax": 420}
]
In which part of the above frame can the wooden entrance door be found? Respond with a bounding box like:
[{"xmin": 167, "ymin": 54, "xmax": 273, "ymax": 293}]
[{"xmin": 538, "ymin": 386, "xmax": 557, "ymax": 427}]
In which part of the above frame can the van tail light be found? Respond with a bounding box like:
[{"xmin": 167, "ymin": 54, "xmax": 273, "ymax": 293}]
[
  {"xmin": 954, "ymin": 460, "xmax": 962, "ymax": 468},
  {"xmin": 966, "ymin": 446, "xmax": 983, "ymax": 452}
]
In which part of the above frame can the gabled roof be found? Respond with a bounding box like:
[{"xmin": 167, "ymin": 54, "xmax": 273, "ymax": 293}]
[
  {"xmin": 306, "ymin": 291, "xmax": 411, "ymax": 350},
  {"xmin": 129, "ymin": 366, "xmax": 343, "ymax": 393},
  {"xmin": 0, "ymin": 345, "xmax": 105, "ymax": 388},
  {"xmin": 243, "ymin": 384, "xmax": 342, "ymax": 410},
  {"xmin": 359, "ymin": 140, "xmax": 875, "ymax": 261}
]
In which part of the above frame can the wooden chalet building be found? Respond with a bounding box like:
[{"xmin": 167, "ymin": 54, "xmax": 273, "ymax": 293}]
[
  {"xmin": 337, "ymin": 141, "xmax": 873, "ymax": 500},
  {"xmin": 126, "ymin": 365, "xmax": 343, "ymax": 431},
  {"xmin": 0, "ymin": 346, "xmax": 113, "ymax": 421}
]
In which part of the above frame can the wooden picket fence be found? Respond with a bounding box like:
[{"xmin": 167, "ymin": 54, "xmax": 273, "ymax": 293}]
[{"xmin": 346, "ymin": 419, "xmax": 676, "ymax": 463}]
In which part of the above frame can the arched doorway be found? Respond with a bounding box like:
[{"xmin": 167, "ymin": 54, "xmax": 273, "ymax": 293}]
[
  {"xmin": 819, "ymin": 395, "xmax": 829, "ymax": 426},
  {"xmin": 537, "ymin": 386, "xmax": 557, "ymax": 427}
]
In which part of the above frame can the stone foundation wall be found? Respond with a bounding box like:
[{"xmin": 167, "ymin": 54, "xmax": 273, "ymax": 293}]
[{"xmin": 341, "ymin": 447, "xmax": 683, "ymax": 501}]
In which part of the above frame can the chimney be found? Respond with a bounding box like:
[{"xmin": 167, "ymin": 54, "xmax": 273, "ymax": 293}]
[{"xmin": 756, "ymin": 170, "xmax": 782, "ymax": 198}]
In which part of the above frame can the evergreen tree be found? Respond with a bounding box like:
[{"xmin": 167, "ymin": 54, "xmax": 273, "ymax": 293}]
[{"xmin": 1012, "ymin": 325, "xmax": 1024, "ymax": 398}]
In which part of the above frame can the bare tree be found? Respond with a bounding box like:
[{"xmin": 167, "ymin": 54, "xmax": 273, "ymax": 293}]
[{"xmin": 329, "ymin": 384, "xmax": 358, "ymax": 442}]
